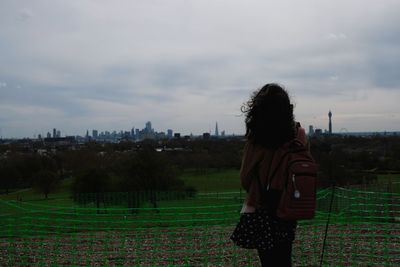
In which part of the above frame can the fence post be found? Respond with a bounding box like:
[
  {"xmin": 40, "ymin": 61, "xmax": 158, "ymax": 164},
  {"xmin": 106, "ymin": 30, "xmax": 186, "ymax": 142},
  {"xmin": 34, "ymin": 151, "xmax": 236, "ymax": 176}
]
[{"xmin": 320, "ymin": 185, "xmax": 336, "ymax": 267}]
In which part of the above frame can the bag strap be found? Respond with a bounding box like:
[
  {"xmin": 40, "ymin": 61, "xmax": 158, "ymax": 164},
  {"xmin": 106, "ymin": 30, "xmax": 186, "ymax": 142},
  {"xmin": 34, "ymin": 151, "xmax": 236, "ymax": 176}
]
[
  {"xmin": 256, "ymin": 149, "xmax": 276, "ymax": 194},
  {"xmin": 266, "ymin": 149, "xmax": 290, "ymax": 190}
]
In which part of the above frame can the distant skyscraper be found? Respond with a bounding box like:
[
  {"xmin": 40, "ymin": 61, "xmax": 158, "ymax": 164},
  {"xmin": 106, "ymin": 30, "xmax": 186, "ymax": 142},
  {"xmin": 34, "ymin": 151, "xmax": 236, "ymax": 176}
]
[
  {"xmin": 47, "ymin": 132, "xmax": 51, "ymax": 138},
  {"xmin": 315, "ymin": 129, "xmax": 323, "ymax": 136},
  {"xmin": 309, "ymin": 125, "xmax": 314, "ymax": 136},
  {"xmin": 215, "ymin": 122, "xmax": 219, "ymax": 137},
  {"xmin": 92, "ymin": 130, "xmax": 98, "ymax": 139},
  {"xmin": 145, "ymin": 121, "xmax": 152, "ymax": 133},
  {"xmin": 53, "ymin": 128, "xmax": 56, "ymax": 138},
  {"xmin": 56, "ymin": 130, "xmax": 61, "ymax": 138},
  {"xmin": 328, "ymin": 110, "xmax": 332, "ymax": 134},
  {"xmin": 167, "ymin": 129, "xmax": 173, "ymax": 139}
]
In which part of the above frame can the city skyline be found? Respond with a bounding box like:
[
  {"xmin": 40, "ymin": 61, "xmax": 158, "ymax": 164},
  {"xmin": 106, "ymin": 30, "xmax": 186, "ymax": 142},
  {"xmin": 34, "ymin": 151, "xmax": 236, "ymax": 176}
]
[
  {"xmin": 0, "ymin": 107, "xmax": 399, "ymax": 139},
  {"xmin": 4, "ymin": 111, "xmax": 400, "ymax": 140},
  {"xmin": 1, "ymin": 1, "xmax": 400, "ymax": 138},
  {"xmin": 18, "ymin": 120, "xmax": 230, "ymax": 140}
]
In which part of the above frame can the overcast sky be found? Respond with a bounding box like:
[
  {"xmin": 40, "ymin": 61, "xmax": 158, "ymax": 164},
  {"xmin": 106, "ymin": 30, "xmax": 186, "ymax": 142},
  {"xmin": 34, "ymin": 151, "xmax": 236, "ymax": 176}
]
[{"xmin": 1, "ymin": 0, "xmax": 399, "ymax": 138}]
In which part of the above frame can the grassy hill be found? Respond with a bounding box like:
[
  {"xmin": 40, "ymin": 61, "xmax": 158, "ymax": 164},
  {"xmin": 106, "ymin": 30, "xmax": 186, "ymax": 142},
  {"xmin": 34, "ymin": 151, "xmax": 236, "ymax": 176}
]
[
  {"xmin": 0, "ymin": 169, "xmax": 242, "ymax": 211},
  {"xmin": 180, "ymin": 169, "xmax": 240, "ymax": 192}
]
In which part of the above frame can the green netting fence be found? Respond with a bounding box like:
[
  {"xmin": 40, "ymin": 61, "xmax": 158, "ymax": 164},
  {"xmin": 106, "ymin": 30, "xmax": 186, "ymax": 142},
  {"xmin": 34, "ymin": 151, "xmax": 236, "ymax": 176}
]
[{"xmin": 1, "ymin": 186, "xmax": 399, "ymax": 266}]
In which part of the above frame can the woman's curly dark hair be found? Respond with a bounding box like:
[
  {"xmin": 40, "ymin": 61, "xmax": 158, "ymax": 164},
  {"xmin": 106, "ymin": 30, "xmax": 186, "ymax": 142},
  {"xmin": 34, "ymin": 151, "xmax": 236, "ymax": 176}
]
[{"xmin": 242, "ymin": 83, "xmax": 296, "ymax": 149}]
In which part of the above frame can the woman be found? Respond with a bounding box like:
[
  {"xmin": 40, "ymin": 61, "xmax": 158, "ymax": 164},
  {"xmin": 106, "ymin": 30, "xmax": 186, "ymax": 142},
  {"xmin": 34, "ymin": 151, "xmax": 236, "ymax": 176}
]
[{"xmin": 230, "ymin": 83, "xmax": 307, "ymax": 266}]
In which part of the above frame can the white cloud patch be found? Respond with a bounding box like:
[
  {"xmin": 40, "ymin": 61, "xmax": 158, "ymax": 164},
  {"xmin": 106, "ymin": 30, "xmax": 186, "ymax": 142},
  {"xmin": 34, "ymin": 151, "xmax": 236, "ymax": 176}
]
[{"xmin": 326, "ymin": 33, "xmax": 347, "ymax": 40}]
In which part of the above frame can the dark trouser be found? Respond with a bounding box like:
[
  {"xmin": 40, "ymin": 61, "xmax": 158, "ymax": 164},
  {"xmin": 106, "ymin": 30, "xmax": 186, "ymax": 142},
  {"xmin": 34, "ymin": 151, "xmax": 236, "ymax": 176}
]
[{"xmin": 257, "ymin": 241, "xmax": 293, "ymax": 267}]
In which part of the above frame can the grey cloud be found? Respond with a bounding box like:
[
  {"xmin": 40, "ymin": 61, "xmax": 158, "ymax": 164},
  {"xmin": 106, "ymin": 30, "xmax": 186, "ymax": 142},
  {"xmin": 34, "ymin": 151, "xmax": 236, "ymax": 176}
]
[
  {"xmin": 365, "ymin": 28, "xmax": 400, "ymax": 89},
  {"xmin": 369, "ymin": 52, "xmax": 400, "ymax": 89},
  {"xmin": 1, "ymin": 0, "xmax": 400, "ymax": 137},
  {"xmin": 0, "ymin": 72, "xmax": 91, "ymax": 118},
  {"xmin": 16, "ymin": 9, "xmax": 34, "ymax": 21}
]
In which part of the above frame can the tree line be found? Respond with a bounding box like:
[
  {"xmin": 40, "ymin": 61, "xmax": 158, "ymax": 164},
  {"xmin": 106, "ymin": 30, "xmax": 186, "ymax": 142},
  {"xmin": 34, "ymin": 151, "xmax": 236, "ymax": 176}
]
[{"xmin": 1, "ymin": 136, "xmax": 399, "ymax": 199}]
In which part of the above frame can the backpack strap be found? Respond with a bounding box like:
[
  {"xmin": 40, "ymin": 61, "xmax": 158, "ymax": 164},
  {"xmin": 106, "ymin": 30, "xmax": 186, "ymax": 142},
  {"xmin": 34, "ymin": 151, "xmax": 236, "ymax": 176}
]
[
  {"xmin": 255, "ymin": 149, "xmax": 276, "ymax": 193},
  {"xmin": 266, "ymin": 149, "xmax": 290, "ymax": 190}
]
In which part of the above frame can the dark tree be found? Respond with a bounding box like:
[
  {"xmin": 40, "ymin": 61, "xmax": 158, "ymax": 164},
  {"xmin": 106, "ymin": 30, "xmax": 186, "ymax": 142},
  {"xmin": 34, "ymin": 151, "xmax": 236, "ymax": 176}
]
[
  {"xmin": 0, "ymin": 160, "xmax": 20, "ymax": 194},
  {"xmin": 72, "ymin": 168, "xmax": 110, "ymax": 213},
  {"xmin": 33, "ymin": 170, "xmax": 59, "ymax": 199},
  {"xmin": 120, "ymin": 148, "xmax": 183, "ymax": 192},
  {"xmin": 113, "ymin": 148, "xmax": 189, "ymax": 212},
  {"xmin": 72, "ymin": 168, "xmax": 109, "ymax": 194}
]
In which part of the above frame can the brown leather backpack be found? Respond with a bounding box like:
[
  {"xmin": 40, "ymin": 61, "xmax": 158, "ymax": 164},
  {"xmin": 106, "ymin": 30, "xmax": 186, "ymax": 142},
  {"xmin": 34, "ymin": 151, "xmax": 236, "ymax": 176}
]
[{"xmin": 262, "ymin": 139, "xmax": 318, "ymax": 220}]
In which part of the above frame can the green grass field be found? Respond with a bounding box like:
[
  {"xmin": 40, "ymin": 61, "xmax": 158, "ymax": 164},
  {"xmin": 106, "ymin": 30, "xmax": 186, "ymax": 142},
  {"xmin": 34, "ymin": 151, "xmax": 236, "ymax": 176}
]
[
  {"xmin": 1, "ymin": 169, "xmax": 400, "ymax": 266},
  {"xmin": 0, "ymin": 169, "xmax": 243, "ymax": 221},
  {"xmin": 1, "ymin": 183, "xmax": 399, "ymax": 266},
  {"xmin": 377, "ymin": 173, "xmax": 400, "ymax": 184},
  {"xmin": 3, "ymin": 169, "xmax": 398, "ymax": 206},
  {"xmin": 180, "ymin": 168, "xmax": 241, "ymax": 192},
  {"xmin": 0, "ymin": 168, "xmax": 241, "ymax": 203}
]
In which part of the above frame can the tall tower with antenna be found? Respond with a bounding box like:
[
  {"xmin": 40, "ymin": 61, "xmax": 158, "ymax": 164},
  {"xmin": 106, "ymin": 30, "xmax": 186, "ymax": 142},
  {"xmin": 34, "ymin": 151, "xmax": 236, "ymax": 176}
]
[
  {"xmin": 328, "ymin": 110, "xmax": 332, "ymax": 135},
  {"xmin": 215, "ymin": 122, "xmax": 219, "ymax": 137}
]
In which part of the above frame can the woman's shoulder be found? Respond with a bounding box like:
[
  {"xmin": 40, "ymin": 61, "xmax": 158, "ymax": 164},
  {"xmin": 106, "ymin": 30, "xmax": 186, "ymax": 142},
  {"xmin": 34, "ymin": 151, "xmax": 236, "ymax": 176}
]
[
  {"xmin": 245, "ymin": 140, "xmax": 270, "ymax": 152},
  {"xmin": 245, "ymin": 140, "xmax": 275, "ymax": 160}
]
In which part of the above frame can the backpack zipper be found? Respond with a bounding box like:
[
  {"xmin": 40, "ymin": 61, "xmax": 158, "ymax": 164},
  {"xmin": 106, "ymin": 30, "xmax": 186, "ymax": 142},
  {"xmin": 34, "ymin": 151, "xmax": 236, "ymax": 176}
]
[{"xmin": 293, "ymin": 174, "xmax": 301, "ymax": 199}]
